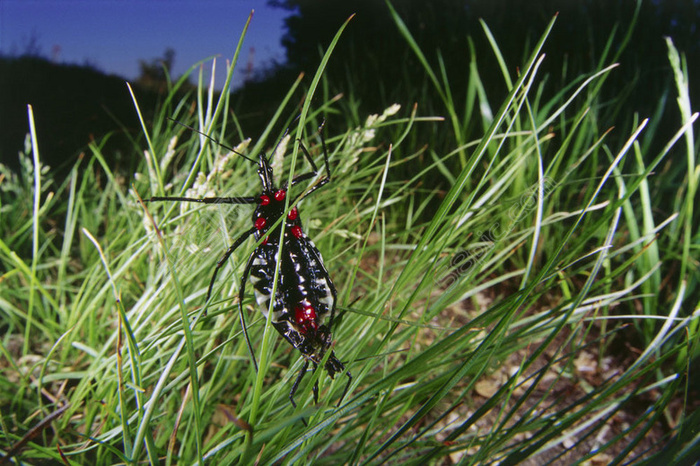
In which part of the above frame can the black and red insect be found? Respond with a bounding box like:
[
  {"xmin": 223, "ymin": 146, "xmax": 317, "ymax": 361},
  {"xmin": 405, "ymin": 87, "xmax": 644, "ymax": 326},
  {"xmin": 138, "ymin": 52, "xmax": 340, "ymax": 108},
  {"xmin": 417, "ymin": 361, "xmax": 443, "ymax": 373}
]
[{"xmin": 146, "ymin": 120, "xmax": 351, "ymax": 409}]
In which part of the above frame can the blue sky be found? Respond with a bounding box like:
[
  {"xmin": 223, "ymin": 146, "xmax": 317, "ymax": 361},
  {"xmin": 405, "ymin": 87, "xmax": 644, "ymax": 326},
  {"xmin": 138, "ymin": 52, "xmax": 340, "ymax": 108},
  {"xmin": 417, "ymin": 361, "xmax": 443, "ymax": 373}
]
[{"xmin": 0, "ymin": 0, "xmax": 289, "ymax": 89}]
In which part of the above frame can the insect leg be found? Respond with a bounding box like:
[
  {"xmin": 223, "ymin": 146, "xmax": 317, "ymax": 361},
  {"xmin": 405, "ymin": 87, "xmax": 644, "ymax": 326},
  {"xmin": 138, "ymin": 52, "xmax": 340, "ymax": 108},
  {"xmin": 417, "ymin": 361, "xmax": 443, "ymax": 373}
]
[
  {"xmin": 292, "ymin": 120, "xmax": 332, "ymax": 198},
  {"xmin": 287, "ymin": 120, "xmax": 332, "ymax": 195},
  {"xmin": 337, "ymin": 370, "xmax": 352, "ymax": 407},
  {"xmin": 238, "ymin": 251, "xmax": 260, "ymax": 372},
  {"xmin": 317, "ymin": 119, "xmax": 331, "ymax": 180},
  {"xmin": 285, "ymin": 142, "xmax": 319, "ymax": 189},
  {"xmin": 205, "ymin": 226, "xmax": 257, "ymax": 303},
  {"xmin": 311, "ymin": 363, "xmax": 321, "ymax": 404},
  {"xmin": 324, "ymin": 353, "xmax": 351, "ymax": 407},
  {"xmin": 146, "ymin": 196, "xmax": 257, "ymax": 205},
  {"xmin": 290, "ymin": 359, "xmax": 310, "ymax": 409}
]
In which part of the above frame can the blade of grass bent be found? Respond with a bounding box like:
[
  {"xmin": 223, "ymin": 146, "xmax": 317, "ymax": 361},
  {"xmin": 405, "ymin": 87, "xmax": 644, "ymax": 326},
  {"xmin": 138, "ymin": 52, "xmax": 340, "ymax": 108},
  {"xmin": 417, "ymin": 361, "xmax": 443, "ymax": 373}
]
[{"xmin": 24, "ymin": 105, "xmax": 41, "ymax": 356}]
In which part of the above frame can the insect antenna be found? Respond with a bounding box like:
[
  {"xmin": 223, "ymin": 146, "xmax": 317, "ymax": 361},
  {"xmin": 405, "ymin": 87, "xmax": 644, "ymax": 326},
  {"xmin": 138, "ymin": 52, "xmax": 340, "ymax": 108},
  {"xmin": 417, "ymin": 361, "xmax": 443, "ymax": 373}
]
[{"xmin": 167, "ymin": 117, "xmax": 256, "ymax": 163}]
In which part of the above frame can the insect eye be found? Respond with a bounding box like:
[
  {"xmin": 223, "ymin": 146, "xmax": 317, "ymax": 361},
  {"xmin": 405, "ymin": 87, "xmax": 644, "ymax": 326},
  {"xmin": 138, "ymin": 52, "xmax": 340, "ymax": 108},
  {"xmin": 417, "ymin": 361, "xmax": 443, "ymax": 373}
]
[{"xmin": 274, "ymin": 190, "xmax": 286, "ymax": 202}]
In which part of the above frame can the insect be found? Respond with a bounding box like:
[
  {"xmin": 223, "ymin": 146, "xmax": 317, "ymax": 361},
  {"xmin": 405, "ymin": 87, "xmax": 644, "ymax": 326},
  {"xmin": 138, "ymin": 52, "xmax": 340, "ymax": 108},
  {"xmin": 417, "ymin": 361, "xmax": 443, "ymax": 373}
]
[{"xmin": 146, "ymin": 120, "xmax": 352, "ymax": 409}]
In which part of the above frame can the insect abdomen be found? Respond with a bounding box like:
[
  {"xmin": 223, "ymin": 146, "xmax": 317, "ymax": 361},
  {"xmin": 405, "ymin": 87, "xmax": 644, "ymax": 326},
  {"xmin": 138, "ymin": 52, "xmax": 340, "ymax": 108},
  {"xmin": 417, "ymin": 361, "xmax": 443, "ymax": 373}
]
[{"xmin": 248, "ymin": 237, "xmax": 335, "ymax": 331}]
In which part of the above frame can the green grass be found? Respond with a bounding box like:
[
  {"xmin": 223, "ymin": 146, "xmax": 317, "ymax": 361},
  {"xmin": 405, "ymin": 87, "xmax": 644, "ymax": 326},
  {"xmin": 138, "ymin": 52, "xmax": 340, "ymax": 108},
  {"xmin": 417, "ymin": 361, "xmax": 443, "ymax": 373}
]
[{"xmin": 1, "ymin": 10, "xmax": 699, "ymax": 466}]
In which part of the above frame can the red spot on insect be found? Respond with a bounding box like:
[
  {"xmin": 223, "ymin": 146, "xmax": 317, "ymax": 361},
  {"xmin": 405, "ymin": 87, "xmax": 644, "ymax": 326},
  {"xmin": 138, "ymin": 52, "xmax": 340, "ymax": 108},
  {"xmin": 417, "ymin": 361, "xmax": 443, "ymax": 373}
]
[
  {"xmin": 287, "ymin": 206, "xmax": 298, "ymax": 221},
  {"xmin": 260, "ymin": 195, "xmax": 270, "ymax": 206},
  {"xmin": 262, "ymin": 236, "xmax": 268, "ymax": 245},
  {"xmin": 295, "ymin": 304, "xmax": 318, "ymax": 333},
  {"xmin": 255, "ymin": 217, "xmax": 267, "ymax": 230},
  {"xmin": 274, "ymin": 189, "xmax": 286, "ymax": 202},
  {"xmin": 291, "ymin": 225, "xmax": 303, "ymax": 238}
]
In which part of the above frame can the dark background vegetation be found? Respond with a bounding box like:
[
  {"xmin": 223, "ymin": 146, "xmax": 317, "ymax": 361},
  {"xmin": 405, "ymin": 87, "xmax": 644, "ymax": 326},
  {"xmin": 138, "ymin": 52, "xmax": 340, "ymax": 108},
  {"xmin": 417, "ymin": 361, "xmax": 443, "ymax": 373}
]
[{"xmin": 1, "ymin": 0, "xmax": 698, "ymax": 179}]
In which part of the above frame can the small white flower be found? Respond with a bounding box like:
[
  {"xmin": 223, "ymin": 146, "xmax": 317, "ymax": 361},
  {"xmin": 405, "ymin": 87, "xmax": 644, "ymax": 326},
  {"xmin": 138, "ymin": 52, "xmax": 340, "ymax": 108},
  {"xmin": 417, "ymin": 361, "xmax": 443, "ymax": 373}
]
[
  {"xmin": 382, "ymin": 103, "xmax": 401, "ymax": 117},
  {"xmin": 160, "ymin": 135, "xmax": 179, "ymax": 171},
  {"xmin": 364, "ymin": 113, "xmax": 378, "ymax": 128},
  {"xmin": 361, "ymin": 128, "xmax": 376, "ymax": 143},
  {"xmin": 144, "ymin": 150, "xmax": 159, "ymax": 193},
  {"xmin": 272, "ymin": 134, "xmax": 291, "ymax": 171}
]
